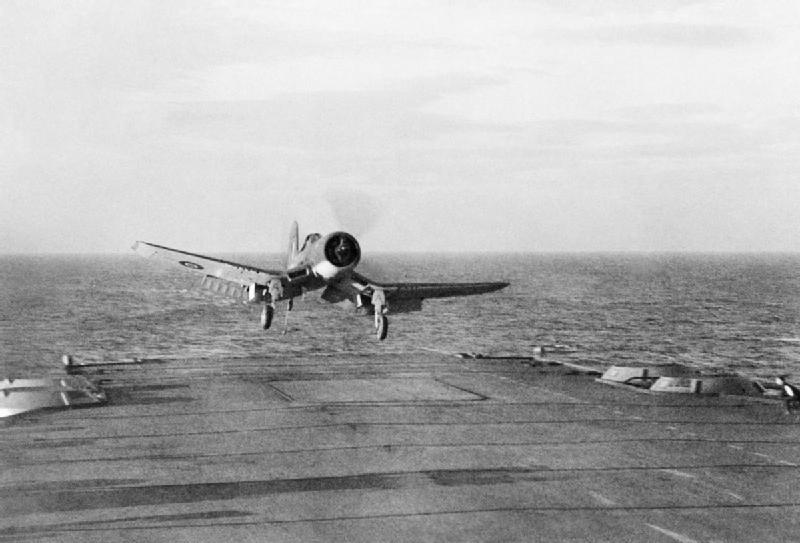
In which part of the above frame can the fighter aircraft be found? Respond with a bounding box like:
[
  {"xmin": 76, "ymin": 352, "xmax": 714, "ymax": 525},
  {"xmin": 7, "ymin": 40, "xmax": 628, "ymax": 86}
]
[{"xmin": 132, "ymin": 222, "xmax": 509, "ymax": 340}]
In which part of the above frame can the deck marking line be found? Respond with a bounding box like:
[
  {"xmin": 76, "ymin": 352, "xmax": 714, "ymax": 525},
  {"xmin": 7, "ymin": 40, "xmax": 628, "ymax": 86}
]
[
  {"xmin": 495, "ymin": 376, "xmax": 585, "ymax": 403},
  {"xmin": 752, "ymin": 452, "xmax": 795, "ymax": 465},
  {"xmin": 733, "ymin": 448, "xmax": 796, "ymax": 466},
  {"xmin": 661, "ymin": 469, "xmax": 697, "ymax": 479},
  {"xmin": 588, "ymin": 491, "xmax": 616, "ymax": 506},
  {"xmin": 646, "ymin": 523, "xmax": 699, "ymax": 543}
]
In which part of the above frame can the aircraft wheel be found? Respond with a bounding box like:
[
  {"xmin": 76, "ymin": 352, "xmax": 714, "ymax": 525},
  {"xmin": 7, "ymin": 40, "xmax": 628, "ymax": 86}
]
[
  {"xmin": 376, "ymin": 315, "xmax": 388, "ymax": 340},
  {"xmin": 261, "ymin": 305, "xmax": 274, "ymax": 330}
]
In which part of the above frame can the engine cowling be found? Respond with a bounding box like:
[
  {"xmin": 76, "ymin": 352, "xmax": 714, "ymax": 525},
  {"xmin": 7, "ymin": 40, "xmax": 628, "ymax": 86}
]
[{"xmin": 311, "ymin": 231, "xmax": 361, "ymax": 279}]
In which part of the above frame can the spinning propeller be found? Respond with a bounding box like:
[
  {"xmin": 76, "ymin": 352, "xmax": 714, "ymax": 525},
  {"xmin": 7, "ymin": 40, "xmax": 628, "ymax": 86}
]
[{"xmin": 324, "ymin": 188, "xmax": 388, "ymax": 280}]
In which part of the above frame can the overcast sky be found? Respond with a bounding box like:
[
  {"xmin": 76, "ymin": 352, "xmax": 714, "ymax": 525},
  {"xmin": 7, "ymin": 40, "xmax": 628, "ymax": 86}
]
[{"xmin": 2, "ymin": 0, "xmax": 799, "ymax": 253}]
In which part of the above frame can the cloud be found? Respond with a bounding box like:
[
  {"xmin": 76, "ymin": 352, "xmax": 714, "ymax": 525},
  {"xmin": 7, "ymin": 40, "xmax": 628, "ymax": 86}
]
[
  {"xmin": 585, "ymin": 23, "xmax": 762, "ymax": 48},
  {"xmin": 613, "ymin": 102, "xmax": 723, "ymax": 120},
  {"xmin": 0, "ymin": 1, "xmax": 336, "ymax": 95},
  {"xmin": 165, "ymin": 75, "xmax": 500, "ymax": 145},
  {"xmin": 534, "ymin": 0, "xmax": 710, "ymax": 16},
  {"xmin": 2, "ymin": 1, "xmax": 800, "ymax": 253}
]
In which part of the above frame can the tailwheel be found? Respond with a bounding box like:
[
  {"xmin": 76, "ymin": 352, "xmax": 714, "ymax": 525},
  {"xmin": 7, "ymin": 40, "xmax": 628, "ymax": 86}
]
[
  {"xmin": 376, "ymin": 315, "xmax": 388, "ymax": 340},
  {"xmin": 261, "ymin": 304, "xmax": 274, "ymax": 330}
]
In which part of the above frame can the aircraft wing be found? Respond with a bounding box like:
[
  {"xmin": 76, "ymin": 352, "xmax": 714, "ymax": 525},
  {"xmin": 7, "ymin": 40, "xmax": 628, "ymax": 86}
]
[
  {"xmin": 382, "ymin": 281, "xmax": 509, "ymax": 300},
  {"xmin": 352, "ymin": 271, "xmax": 508, "ymax": 298},
  {"xmin": 342, "ymin": 271, "xmax": 509, "ymax": 313},
  {"xmin": 132, "ymin": 241, "xmax": 283, "ymax": 286}
]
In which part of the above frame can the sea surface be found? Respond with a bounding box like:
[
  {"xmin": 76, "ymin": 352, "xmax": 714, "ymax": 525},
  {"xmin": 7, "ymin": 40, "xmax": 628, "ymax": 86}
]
[{"xmin": 2, "ymin": 253, "xmax": 800, "ymax": 379}]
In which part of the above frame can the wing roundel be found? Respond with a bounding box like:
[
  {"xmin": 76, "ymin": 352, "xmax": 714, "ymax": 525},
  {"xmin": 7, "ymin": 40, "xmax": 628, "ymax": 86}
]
[{"xmin": 132, "ymin": 241, "xmax": 283, "ymax": 286}]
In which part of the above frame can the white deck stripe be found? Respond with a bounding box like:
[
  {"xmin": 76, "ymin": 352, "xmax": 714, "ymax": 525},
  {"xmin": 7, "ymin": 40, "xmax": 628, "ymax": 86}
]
[{"xmin": 646, "ymin": 523, "xmax": 699, "ymax": 543}]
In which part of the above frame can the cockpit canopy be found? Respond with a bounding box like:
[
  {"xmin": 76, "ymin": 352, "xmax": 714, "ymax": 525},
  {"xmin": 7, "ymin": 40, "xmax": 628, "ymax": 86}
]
[{"xmin": 300, "ymin": 233, "xmax": 321, "ymax": 251}]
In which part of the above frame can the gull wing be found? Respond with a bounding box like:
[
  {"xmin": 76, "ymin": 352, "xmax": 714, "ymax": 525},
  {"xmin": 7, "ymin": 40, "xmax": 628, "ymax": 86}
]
[
  {"xmin": 132, "ymin": 241, "xmax": 283, "ymax": 286},
  {"xmin": 352, "ymin": 271, "xmax": 508, "ymax": 299},
  {"xmin": 340, "ymin": 271, "xmax": 509, "ymax": 313}
]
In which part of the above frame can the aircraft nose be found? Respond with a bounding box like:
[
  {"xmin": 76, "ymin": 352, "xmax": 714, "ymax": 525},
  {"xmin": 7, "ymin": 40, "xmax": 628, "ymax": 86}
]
[{"xmin": 324, "ymin": 233, "xmax": 361, "ymax": 268}]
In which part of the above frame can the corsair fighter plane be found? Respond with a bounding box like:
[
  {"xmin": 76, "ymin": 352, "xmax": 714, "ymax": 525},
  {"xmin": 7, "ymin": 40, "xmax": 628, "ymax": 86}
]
[{"xmin": 133, "ymin": 223, "xmax": 509, "ymax": 340}]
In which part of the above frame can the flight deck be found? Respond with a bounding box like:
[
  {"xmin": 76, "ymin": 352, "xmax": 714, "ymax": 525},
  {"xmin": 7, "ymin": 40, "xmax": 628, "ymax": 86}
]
[{"xmin": 2, "ymin": 351, "xmax": 799, "ymax": 542}]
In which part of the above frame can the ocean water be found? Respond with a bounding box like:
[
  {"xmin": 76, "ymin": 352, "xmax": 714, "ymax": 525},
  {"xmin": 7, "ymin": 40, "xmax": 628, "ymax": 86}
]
[{"xmin": 1, "ymin": 253, "xmax": 800, "ymax": 379}]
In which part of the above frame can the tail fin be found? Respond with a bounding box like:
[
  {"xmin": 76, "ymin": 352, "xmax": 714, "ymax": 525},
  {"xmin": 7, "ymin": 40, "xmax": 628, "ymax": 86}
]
[{"xmin": 286, "ymin": 221, "xmax": 300, "ymax": 269}]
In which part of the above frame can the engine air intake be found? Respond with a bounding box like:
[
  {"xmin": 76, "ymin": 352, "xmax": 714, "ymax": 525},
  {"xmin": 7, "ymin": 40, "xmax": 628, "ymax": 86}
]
[{"xmin": 324, "ymin": 233, "xmax": 360, "ymax": 268}]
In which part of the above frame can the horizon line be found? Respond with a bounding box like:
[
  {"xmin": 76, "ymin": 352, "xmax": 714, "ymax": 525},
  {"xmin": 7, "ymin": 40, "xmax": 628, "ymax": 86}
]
[{"xmin": 3, "ymin": 249, "xmax": 800, "ymax": 257}]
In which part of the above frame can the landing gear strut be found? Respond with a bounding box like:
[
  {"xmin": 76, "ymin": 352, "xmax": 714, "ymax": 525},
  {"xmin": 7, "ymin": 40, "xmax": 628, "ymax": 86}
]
[
  {"xmin": 371, "ymin": 287, "xmax": 389, "ymax": 341},
  {"xmin": 282, "ymin": 298, "xmax": 293, "ymax": 335},
  {"xmin": 262, "ymin": 278, "xmax": 284, "ymax": 331},
  {"xmin": 371, "ymin": 287, "xmax": 388, "ymax": 341}
]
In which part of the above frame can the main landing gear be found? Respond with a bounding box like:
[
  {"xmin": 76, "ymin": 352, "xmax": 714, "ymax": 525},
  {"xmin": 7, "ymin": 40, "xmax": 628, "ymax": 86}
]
[
  {"xmin": 371, "ymin": 287, "xmax": 388, "ymax": 341},
  {"xmin": 261, "ymin": 298, "xmax": 294, "ymax": 332},
  {"xmin": 261, "ymin": 304, "xmax": 274, "ymax": 329},
  {"xmin": 375, "ymin": 314, "xmax": 388, "ymax": 341}
]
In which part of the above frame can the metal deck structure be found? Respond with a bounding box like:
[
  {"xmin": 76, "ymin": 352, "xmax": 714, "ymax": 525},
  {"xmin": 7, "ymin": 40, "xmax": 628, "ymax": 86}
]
[{"xmin": 2, "ymin": 352, "xmax": 799, "ymax": 541}]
